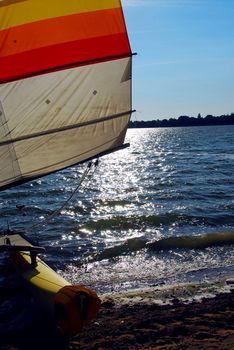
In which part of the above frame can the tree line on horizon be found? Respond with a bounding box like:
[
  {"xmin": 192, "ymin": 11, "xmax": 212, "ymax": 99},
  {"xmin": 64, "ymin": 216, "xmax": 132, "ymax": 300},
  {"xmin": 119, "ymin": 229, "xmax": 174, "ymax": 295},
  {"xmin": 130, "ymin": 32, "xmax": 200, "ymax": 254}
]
[{"xmin": 129, "ymin": 113, "xmax": 234, "ymax": 128}]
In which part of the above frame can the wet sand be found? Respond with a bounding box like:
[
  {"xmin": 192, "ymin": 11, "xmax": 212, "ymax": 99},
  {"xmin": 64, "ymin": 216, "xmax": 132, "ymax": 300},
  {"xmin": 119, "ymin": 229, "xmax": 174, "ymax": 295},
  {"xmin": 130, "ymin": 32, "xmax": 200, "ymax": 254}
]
[
  {"xmin": 1, "ymin": 289, "xmax": 233, "ymax": 350},
  {"xmin": 70, "ymin": 289, "xmax": 234, "ymax": 350}
]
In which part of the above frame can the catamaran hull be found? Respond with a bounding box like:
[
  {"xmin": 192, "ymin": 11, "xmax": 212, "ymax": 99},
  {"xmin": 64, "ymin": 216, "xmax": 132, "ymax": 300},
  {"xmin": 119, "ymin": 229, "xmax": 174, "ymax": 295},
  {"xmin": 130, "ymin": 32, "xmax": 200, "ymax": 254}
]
[{"xmin": 0, "ymin": 233, "xmax": 101, "ymax": 336}]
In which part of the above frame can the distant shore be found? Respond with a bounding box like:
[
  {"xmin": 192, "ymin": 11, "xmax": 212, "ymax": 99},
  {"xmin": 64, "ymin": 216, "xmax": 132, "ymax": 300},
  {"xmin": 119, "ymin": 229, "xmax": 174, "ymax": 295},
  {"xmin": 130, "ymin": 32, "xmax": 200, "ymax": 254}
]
[{"xmin": 129, "ymin": 113, "xmax": 234, "ymax": 128}]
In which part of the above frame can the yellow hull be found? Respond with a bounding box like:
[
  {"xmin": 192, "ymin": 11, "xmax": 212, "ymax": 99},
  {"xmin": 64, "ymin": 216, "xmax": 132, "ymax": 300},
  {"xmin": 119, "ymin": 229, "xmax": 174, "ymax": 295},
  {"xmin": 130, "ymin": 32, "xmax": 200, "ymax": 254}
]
[
  {"xmin": 0, "ymin": 233, "xmax": 101, "ymax": 336},
  {"xmin": 9, "ymin": 249, "xmax": 68, "ymax": 314}
]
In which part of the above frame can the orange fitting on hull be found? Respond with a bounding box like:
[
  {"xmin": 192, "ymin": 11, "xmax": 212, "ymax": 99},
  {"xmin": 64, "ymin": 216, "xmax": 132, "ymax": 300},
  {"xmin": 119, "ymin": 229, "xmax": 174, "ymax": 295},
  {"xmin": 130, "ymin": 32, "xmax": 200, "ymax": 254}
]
[{"xmin": 54, "ymin": 285, "xmax": 101, "ymax": 336}]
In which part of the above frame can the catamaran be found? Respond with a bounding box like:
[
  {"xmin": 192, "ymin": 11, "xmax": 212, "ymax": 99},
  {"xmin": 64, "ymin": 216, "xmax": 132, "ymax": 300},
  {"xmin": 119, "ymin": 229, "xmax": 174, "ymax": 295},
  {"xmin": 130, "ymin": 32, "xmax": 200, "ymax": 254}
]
[{"xmin": 0, "ymin": 0, "xmax": 134, "ymax": 336}]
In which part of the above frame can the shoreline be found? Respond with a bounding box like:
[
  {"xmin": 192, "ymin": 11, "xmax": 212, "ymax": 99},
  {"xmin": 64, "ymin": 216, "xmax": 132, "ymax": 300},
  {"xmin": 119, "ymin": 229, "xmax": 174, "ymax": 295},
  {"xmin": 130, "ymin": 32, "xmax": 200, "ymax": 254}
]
[
  {"xmin": 70, "ymin": 288, "xmax": 234, "ymax": 350},
  {"xmin": 1, "ymin": 282, "xmax": 233, "ymax": 350}
]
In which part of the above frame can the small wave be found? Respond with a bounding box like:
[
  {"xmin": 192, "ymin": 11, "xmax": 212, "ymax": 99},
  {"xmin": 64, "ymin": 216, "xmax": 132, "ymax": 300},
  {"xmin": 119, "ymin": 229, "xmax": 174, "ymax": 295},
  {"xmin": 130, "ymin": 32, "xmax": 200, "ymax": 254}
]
[
  {"xmin": 148, "ymin": 231, "xmax": 234, "ymax": 250},
  {"xmin": 84, "ymin": 217, "xmax": 138, "ymax": 231},
  {"xmin": 92, "ymin": 237, "xmax": 147, "ymax": 261},
  {"xmin": 92, "ymin": 232, "xmax": 234, "ymax": 261},
  {"xmin": 98, "ymin": 199, "xmax": 131, "ymax": 208},
  {"xmin": 83, "ymin": 214, "xmax": 201, "ymax": 231}
]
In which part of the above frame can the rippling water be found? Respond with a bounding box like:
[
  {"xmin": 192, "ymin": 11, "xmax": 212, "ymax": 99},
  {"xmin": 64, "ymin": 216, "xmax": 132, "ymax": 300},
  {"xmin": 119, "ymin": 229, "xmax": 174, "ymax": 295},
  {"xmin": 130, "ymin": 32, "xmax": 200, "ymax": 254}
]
[{"xmin": 0, "ymin": 125, "xmax": 234, "ymax": 297}]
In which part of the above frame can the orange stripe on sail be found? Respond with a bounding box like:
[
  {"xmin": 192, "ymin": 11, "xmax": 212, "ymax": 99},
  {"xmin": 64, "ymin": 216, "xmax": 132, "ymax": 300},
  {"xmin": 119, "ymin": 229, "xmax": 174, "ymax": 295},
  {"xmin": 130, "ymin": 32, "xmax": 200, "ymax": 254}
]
[
  {"xmin": 0, "ymin": 8, "xmax": 126, "ymax": 57},
  {"xmin": 0, "ymin": 0, "xmax": 121, "ymax": 29}
]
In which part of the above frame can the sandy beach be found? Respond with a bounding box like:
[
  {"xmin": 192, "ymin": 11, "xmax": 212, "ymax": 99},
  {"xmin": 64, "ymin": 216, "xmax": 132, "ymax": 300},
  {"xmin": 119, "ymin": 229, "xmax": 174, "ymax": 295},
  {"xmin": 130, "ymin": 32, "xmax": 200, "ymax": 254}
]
[
  {"xmin": 70, "ymin": 288, "xmax": 234, "ymax": 350},
  {"xmin": 1, "ymin": 287, "xmax": 233, "ymax": 350}
]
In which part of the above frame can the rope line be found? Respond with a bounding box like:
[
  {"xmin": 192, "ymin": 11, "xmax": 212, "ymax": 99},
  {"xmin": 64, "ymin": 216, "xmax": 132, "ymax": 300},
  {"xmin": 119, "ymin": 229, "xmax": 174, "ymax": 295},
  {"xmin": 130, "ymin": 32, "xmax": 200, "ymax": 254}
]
[{"xmin": 26, "ymin": 160, "xmax": 99, "ymax": 233}]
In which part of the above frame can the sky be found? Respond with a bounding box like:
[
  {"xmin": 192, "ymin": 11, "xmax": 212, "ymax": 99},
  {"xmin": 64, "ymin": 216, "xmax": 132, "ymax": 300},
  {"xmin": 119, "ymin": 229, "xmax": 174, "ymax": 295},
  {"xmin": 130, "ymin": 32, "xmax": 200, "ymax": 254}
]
[{"xmin": 121, "ymin": 0, "xmax": 234, "ymax": 121}]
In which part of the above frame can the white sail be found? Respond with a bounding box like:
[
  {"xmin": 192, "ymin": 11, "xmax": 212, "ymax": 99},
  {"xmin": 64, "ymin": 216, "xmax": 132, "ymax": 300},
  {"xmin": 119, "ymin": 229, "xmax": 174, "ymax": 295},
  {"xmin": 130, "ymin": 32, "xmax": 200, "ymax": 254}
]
[{"xmin": 0, "ymin": 0, "xmax": 133, "ymax": 190}]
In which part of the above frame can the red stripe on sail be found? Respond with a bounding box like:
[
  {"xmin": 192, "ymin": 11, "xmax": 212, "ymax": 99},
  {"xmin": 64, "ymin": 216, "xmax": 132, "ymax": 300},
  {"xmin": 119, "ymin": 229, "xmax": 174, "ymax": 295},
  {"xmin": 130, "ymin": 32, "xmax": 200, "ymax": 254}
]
[{"xmin": 0, "ymin": 34, "xmax": 131, "ymax": 83}]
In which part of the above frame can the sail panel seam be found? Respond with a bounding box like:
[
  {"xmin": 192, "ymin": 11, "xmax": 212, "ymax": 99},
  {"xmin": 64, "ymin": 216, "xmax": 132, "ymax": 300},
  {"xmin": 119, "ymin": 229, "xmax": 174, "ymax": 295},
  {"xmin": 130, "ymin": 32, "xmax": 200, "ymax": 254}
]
[
  {"xmin": 0, "ymin": 101, "xmax": 22, "ymax": 179},
  {"xmin": 0, "ymin": 52, "xmax": 133, "ymax": 84}
]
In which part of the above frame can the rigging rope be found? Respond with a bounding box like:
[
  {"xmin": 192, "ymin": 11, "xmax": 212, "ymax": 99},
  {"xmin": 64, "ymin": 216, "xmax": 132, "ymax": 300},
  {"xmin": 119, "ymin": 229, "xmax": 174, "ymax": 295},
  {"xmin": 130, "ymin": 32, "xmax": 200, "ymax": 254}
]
[{"xmin": 26, "ymin": 160, "xmax": 99, "ymax": 233}]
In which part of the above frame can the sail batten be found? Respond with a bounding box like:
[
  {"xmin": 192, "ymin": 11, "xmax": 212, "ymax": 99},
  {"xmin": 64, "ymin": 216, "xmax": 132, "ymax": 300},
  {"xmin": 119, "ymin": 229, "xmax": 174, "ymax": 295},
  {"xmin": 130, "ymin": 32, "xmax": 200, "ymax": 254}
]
[
  {"xmin": 0, "ymin": 0, "xmax": 133, "ymax": 191},
  {"xmin": 0, "ymin": 110, "xmax": 135, "ymax": 147}
]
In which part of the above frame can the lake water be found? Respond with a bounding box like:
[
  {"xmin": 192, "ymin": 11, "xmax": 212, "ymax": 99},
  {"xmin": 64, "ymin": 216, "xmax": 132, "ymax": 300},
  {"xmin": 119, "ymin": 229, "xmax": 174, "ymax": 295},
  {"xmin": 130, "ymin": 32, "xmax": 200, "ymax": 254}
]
[{"xmin": 0, "ymin": 125, "xmax": 234, "ymax": 312}]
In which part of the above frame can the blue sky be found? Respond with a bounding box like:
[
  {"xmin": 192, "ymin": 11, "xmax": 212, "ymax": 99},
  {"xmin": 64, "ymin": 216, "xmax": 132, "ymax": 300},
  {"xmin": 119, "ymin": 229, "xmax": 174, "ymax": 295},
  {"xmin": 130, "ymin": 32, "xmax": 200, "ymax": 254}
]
[{"xmin": 122, "ymin": 0, "xmax": 234, "ymax": 121}]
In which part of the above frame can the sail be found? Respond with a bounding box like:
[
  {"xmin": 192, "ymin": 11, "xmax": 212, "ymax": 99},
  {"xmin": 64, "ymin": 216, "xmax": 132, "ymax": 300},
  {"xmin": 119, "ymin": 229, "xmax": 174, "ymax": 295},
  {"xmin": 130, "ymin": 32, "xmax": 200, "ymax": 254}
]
[{"xmin": 0, "ymin": 0, "xmax": 133, "ymax": 190}]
